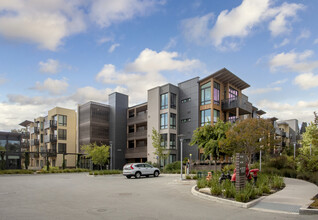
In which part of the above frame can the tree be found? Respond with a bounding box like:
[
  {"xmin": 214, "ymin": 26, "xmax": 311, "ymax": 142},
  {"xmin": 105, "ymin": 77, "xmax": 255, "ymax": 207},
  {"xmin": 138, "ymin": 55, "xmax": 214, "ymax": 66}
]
[
  {"xmin": 81, "ymin": 143, "xmax": 110, "ymax": 170},
  {"xmin": 190, "ymin": 119, "xmax": 231, "ymax": 171},
  {"xmin": 220, "ymin": 118, "xmax": 277, "ymax": 163},
  {"xmin": 151, "ymin": 128, "xmax": 169, "ymax": 168},
  {"xmin": 300, "ymin": 122, "xmax": 318, "ymax": 156}
]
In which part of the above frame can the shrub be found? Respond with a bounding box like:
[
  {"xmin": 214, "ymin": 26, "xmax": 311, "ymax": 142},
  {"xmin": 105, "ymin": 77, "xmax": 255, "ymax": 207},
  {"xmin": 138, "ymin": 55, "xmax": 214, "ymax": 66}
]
[
  {"xmin": 222, "ymin": 180, "xmax": 236, "ymax": 198},
  {"xmin": 270, "ymin": 175, "xmax": 284, "ymax": 189},
  {"xmin": 222, "ymin": 164, "xmax": 235, "ymax": 173},
  {"xmin": 192, "ymin": 175, "xmax": 198, "ymax": 180},
  {"xmin": 280, "ymin": 168, "xmax": 297, "ymax": 178},
  {"xmin": 185, "ymin": 175, "xmax": 191, "ymax": 180},
  {"xmin": 0, "ymin": 169, "xmax": 34, "ymax": 175},
  {"xmin": 262, "ymin": 167, "xmax": 280, "ymax": 176},
  {"xmin": 164, "ymin": 161, "xmax": 181, "ymax": 172},
  {"xmin": 210, "ymin": 178, "xmax": 222, "ymax": 196},
  {"xmin": 197, "ymin": 178, "xmax": 208, "ymax": 189}
]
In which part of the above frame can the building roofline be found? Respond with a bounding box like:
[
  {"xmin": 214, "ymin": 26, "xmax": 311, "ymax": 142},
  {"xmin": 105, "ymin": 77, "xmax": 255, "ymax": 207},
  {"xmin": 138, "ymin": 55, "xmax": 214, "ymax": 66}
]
[
  {"xmin": 79, "ymin": 101, "xmax": 110, "ymax": 108},
  {"xmin": 128, "ymin": 102, "xmax": 148, "ymax": 109},
  {"xmin": 19, "ymin": 120, "xmax": 33, "ymax": 127},
  {"xmin": 178, "ymin": 76, "xmax": 200, "ymax": 85},
  {"xmin": 199, "ymin": 68, "xmax": 250, "ymax": 90}
]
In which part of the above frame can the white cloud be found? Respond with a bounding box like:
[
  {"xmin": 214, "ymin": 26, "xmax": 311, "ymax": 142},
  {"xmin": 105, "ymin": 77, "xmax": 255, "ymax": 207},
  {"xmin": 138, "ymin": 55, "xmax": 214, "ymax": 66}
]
[
  {"xmin": 268, "ymin": 3, "xmax": 305, "ymax": 36},
  {"xmin": 294, "ymin": 73, "xmax": 318, "ymax": 89},
  {"xmin": 181, "ymin": 0, "xmax": 304, "ymax": 49},
  {"xmin": 32, "ymin": 78, "xmax": 68, "ymax": 95},
  {"xmin": 90, "ymin": 0, "xmax": 164, "ymax": 28},
  {"xmin": 98, "ymin": 36, "xmax": 113, "ymax": 44},
  {"xmin": 181, "ymin": 13, "xmax": 214, "ymax": 45},
  {"xmin": 314, "ymin": 38, "xmax": 318, "ymax": 44},
  {"xmin": 258, "ymin": 99, "xmax": 318, "ymax": 123},
  {"xmin": 210, "ymin": 0, "xmax": 269, "ymax": 47},
  {"xmin": 295, "ymin": 29, "xmax": 310, "ymax": 42},
  {"xmin": 39, "ymin": 59, "xmax": 60, "ymax": 74},
  {"xmin": 0, "ymin": 0, "xmax": 86, "ymax": 51},
  {"xmin": 271, "ymin": 78, "xmax": 288, "ymax": 85},
  {"xmin": 269, "ymin": 50, "xmax": 318, "ymax": 73},
  {"xmin": 163, "ymin": 37, "xmax": 177, "ymax": 51},
  {"xmin": 125, "ymin": 48, "xmax": 201, "ymax": 73},
  {"xmin": 70, "ymin": 86, "xmax": 118, "ymax": 104},
  {"xmin": 249, "ymin": 87, "xmax": 281, "ymax": 95},
  {"xmin": 274, "ymin": 38, "xmax": 290, "ymax": 48},
  {"xmin": 108, "ymin": 43, "xmax": 120, "ymax": 53}
]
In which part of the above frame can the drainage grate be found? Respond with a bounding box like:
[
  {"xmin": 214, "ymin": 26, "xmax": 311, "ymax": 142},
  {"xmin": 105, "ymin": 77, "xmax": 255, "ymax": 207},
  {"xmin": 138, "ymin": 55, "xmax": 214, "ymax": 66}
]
[{"xmin": 252, "ymin": 202, "xmax": 301, "ymax": 213}]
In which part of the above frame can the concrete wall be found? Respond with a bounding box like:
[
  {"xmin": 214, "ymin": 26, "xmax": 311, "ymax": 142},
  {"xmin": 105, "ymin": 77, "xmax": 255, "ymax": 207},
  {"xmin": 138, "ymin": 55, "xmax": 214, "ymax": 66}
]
[
  {"xmin": 109, "ymin": 92, "xmax": 128, "ymax": 169},
  {"xmin": 178, "ymin": 77, "xmax": 200, "ymax": 161}
]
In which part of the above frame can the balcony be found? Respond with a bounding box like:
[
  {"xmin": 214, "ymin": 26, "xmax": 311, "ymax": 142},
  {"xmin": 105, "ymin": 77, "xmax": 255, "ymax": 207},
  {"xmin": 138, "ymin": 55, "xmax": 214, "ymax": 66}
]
[
  {"xmin": 30, "ymin": 127, "xmax": 39, "ymax": 134},
  {"xmin": 125, "ymin": 146, "xmax": 147, "ymax": 159},
  {"xmin": 22, "ymin": 132, "xmax": 30, "ymax": 139},
  {"xmin": 127, "ymin": 111, "xmax": 147, "ymax": 125},
  {"xmin": 21, "ymin": 140, "xmax": 30, "ymax": 149},
  {"xmin": 31, "ymin": 139, "xmax": 39, "ymax": 146},
  {"xmin": 221, "ymin": 95, "xmax": 253, "ymax": 115},
  {"xmin": 127, "ymin": 130, "xmax": 147, "ymax": 140},
  {"xmin": 44, "ymin": 134, "xmax": 57, "ymax": 143},
  {"xmin": 44, "ymin": 120, "xmax": 57, "ymax": 130}
]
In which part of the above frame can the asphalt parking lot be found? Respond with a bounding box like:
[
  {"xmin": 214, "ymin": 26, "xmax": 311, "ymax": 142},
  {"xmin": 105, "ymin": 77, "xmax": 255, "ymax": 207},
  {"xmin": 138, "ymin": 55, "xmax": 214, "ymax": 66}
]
[{"xmin": 0, "ymin": 173, "xmax": 316, "ymax": 220}]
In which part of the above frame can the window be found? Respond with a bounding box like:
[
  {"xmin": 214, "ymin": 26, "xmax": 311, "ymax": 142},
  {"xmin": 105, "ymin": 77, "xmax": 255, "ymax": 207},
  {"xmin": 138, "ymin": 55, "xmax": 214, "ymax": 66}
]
[
  {"xmin": 58, "ymin": 115, "xmax": 67, "ymax": 126},
  {"xmin": 40, "ymin": 134, "xmax": 43, "ymax": 143},
  {"xmin": 170, "ymin": 93, "xmax": 176, "ymax": 109},
  {"xmin": 200, "ymin": 109, "xmax": 211, "ymax": 126},
  {"xmin": 200, "ymin": 82, "xmax": 211, "ymax": 105},
  {"xmin": 181, "ymin": 98, "xmax": 191, "ymax": 103},
  {"xmin": 229, "ymin": 113, "xmax": 236, "ymax": 123},
  {"xmin": 229, "ymin": 87, "xmax": 238, "ymax": 100},
  {"xmin": 213, "ymin": 82, "xmax": 220, "ymax": 105},
  {"xmin": 169, "ymin": 154, "xmax": 176, "ymax": 163},
  {"xmin": 160, "ymin": 93, "xmax": 168, "ymax": 109},
  {"xmin": 160, "ymin": 134, "xmax": 167, "ymax": 148},
  {"xmin": 58, "ymin": 143, "xmax": 66, "ymax": 154},
  {"xmin": 160, "ymin": 113, "xmax": 168, "ymax": 129},
  {"xmin": 181, "ymin": 118, "xmax": 191, "ymax": 123},
  {"xmin": 58, "ymin": 129, "xmax": 67, "ymax": 140},
  {"xmin": 170, "ymin": 113, "xmax": 176, "ymax": 129},
  {"xmin": 170, "ymin": 134, "xmax": 176, "ymax": 149},
  {"xmin": 213, "ymin": 109, "xmax": 220, "ymax": 123}
]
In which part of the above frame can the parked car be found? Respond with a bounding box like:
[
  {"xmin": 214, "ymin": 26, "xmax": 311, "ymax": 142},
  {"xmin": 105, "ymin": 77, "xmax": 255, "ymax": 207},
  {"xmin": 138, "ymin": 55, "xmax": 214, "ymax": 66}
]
[{"xmin": 123, "ymin": 163, "xmax": 160, "ymax": 179}]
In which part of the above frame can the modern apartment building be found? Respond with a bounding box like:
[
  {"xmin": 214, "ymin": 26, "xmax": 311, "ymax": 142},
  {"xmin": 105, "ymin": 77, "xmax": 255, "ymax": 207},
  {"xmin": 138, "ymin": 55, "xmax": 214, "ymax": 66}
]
[
  {"xmin": 277, "ymin": 119, "xmax": 300, "ymax": 147},
  {"xmin": 23, "ymin": 107, "xmax": 77, "ymax": 169},
  {"xmin": 18, "ymin": 68, "xmax": 265, "ymax": 169}
]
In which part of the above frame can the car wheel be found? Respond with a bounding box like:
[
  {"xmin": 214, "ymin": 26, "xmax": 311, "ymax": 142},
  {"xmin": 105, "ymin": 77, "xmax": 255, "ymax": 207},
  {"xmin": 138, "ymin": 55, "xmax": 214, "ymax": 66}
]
[
  {"xmin": 154, "ymin": 171, "xmax": 159, "ymax": 177},
  {"xmin": 126, "ymin": 176, "xmax": 131, "ymax": 179},
  {"xmin": 135, "ymin": 172, "xmax": 141, "ymax": 179}
]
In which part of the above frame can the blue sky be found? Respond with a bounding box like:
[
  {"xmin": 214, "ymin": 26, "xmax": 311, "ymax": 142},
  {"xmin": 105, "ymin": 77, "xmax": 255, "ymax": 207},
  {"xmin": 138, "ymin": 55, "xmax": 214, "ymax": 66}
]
[{"xmin": 0, "ymin": 0, "xmax": 318, "ymax": 131}]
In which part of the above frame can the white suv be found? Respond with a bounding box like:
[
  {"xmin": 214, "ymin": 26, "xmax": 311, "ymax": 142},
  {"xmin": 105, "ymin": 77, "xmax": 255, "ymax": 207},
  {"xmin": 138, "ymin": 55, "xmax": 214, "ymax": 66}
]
[{"xmin": 123, "ymin": 163, "xmax": 160, "ymax": 179}]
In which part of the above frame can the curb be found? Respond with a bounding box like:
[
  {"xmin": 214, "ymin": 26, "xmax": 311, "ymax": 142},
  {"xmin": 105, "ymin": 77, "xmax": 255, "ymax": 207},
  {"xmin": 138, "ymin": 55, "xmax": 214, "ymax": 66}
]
[
  {"xmin": 299, "ymin": 207, "xmax": 318, "ymax": 215},
  {"xmin": 191, "ymin": 185, "xmax": 265, "ymax": 208}
]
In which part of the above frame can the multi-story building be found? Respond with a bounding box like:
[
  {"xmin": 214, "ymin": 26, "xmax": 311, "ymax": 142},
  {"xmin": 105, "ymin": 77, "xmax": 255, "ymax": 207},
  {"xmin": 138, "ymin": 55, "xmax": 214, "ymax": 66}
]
[
  {"xmin": 23, "ymin": 107, "xmax": 77, "ymax": 169},
  {"xmin": 277, "ymin": 119, "xmax": 300, "ymax": 148},
  {"xmin": 0, "ymin": 131, "xmax": 22, "ymax": 169}
]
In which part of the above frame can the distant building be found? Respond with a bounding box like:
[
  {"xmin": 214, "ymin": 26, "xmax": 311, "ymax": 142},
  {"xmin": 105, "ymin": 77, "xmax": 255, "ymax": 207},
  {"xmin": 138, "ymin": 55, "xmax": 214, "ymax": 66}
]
[{"xmin": 0, "ymin": 131, "xmax": 22, "ymax": 169}]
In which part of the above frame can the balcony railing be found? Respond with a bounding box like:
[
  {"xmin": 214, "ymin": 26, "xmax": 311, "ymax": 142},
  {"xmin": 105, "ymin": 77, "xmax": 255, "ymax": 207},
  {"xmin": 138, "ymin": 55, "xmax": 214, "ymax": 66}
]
[
  {"xmin": 31, "ymin": 139, "xmax": 39, "ymax": 146},
  {"xmin": 127, "ymin": 112, "xmax": 147, "ymax": 124},
  {"xmin": 127, "ymin": 130, "xmax": 147, "ymax": 139},
  {"xmin": 125, "ymin": 146, "xmax": 147, "ymax": 159},
  {"xmin": 21, "ymin": 140, "xmax": 30, "ymax": 148},
  {"xmin": 30, "ymin": 127, "xmax": 39, "ymax": 134},
  {"xmin": 44, "ymin": 120, "xmax": 57, "ymax": 130},
  {"xmin": 44, "ymin": 134, "xmax": 57, "ymax": 143},
  {"xmin": 221, "ymin": 96, "xmax": 253, "ymax": 114}
]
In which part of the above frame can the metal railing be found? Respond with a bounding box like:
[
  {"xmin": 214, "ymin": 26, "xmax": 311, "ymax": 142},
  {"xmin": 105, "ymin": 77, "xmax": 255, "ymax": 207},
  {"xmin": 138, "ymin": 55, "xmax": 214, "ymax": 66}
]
[
  {"xmin": 127, "ymin": 111, "xmax": 147, "ymax": 124},
  {"xmin": 44, "ymin": 120, "xmax": 57, "ymax": 130},
  {"xmin": 44, "ymin": 134, "xmax": 57, "ymax": 143},
  {"xmin": 221, "ymin": 96, "xmax": 253, "ymax": 113},
  {"xmin": 127, "ymin": 130, "xmax": 147, "ymax": 139},
  {"xmin": 31, "ymin": 139, "xmax": 39, "ymax": 146}
]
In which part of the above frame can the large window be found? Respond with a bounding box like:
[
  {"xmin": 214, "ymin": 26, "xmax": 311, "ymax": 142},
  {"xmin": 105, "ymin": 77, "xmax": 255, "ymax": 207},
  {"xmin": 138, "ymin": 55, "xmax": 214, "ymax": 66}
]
[
  {"xmin": 58, "ymin": 129, "xmax": 67, "ymax": 140},
  {"xmin": 58, "ymin": 115, "xmax": 67, "ymax": 126},
  {"xmin": 160, "ymin": 113, "xmax": 168, "ymax": 129},
  {"xmin": 200, "ymin": 82, "xmax": 211, "ymax": 105},
  {"xmin": 213, "ymin": 82, "xmax": 220, "ymax": 105},
  {"xmin": 213, "ymin": 109, "xmax": 220, "ymax": 123},
  {"xmin": 160, "ymin": 134, "xmax": 167, "ymax": 148},
  {"xmin": 170, "ymin": 113, "xmax": 176, "ymax": 129},
  {"xmin": 169, "ymin": 154, "xmax": 176, "ymax": 163},
  {"xmin": 200, "ymin": 109, "xmax": 211, "ymax": 126},
  {"xmin": 58, "ymin": 143, "xmax": 66, "ymax": 154},
  {"xmin": 170, "ymin": 93, "xmax": 176, "ymax": 109},
  {"xmin": 170, "ymin": 133, "xmax": 176, "ymax": 149},
  {"xmin": 160, "ymin": 93, "xmax": 168, "ymax": 110},
  {"xmin": 229, "ymin": 87, "xmax": 238, "ymax": 100}
]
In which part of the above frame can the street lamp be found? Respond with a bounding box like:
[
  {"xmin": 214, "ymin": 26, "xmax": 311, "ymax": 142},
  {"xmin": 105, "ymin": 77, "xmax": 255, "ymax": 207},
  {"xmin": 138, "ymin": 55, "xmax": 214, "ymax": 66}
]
[
  {"xmin": 293, "ymin": 143, "xmax": 296, "ymax": 160},
  {"xmin": 178, "ymin": 134, "xmax": 184, "ymax": 180},
  {"xmin": 189, "ymin": 153, "xmax": 192, "ymax": 174},
  {"xmin": 109, "ymin": 141, "xmax": 112, "ymax": 170}
]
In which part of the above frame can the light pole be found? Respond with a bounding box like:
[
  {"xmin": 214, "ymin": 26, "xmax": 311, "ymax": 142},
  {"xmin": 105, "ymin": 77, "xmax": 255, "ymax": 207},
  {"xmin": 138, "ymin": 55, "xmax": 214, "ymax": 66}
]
[
  {"xmin": 189, "ymin": 153, "xmax": 192, "ymax": 174},
  {"xmin": 178, "ymin": 134, "xmax": 184, "ymax": 180},
  {"xmin": 110, "ymin": 141, "xmax": 112, "ymax": 170},
  {"xmin": 293, "ymin": 143, "xmax": 296, "ymax": 160}
]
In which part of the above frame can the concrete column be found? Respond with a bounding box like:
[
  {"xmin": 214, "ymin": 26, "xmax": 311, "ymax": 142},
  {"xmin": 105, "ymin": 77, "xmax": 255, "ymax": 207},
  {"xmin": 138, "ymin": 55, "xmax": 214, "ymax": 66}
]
[{"xmin": 236, "ymin": 107, "xmax": 239, "ymax": 118}]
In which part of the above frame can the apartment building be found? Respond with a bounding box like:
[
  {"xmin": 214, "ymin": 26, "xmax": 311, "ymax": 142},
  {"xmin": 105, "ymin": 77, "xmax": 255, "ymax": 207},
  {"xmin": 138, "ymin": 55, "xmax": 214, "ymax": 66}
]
[
  {"xmin": 277, "ymin": 119, "xmax": 300, "ymax": 147},
  {"xmin": 0, "ymin": 131, "xmax": 22, "ymax": 169},
  {"xmin": 24, "ymin": 107, "xmax": 77, "ymax": 169}
]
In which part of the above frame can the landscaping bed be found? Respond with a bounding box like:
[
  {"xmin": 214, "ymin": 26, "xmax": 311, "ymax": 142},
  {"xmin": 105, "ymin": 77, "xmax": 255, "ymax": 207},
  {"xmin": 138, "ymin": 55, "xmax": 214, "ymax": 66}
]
[
  {"xmin": 309, "ymin": 194, "xmax": 318, "ymax": 209},
  {"xmin": 196, "ymin": 173, "xmax": 285, "ymax": 203}
]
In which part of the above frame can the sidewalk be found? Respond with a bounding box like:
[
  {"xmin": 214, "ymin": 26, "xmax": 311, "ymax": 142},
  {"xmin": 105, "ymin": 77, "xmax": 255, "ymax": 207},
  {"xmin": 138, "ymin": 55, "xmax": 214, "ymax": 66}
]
[{"xmin": 250, "ymin": 178, "xmax": 318, "ymax": 214}]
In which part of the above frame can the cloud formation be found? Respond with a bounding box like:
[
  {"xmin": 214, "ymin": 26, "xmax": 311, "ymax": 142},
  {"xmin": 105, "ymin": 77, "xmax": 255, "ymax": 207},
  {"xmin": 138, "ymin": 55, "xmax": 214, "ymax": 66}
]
[
  {"xmin": 181, "ymin": 0, "xmax": 304, "ymax": 49},
  {"xmin": 32, "ymin": 78, "xmax": 68, "ymax": 95},
  {"xmin": 108, "ymin": 43, "xmax": 120, "ymax": 53},
  {"xmin": 39, "ymin": 59, "xmax": 60, "ymax": 74},
  {"xmin": 294, "ymin": 73, "xmax": 318, "ymax": 89}
]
